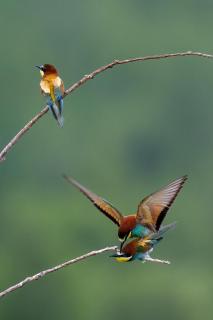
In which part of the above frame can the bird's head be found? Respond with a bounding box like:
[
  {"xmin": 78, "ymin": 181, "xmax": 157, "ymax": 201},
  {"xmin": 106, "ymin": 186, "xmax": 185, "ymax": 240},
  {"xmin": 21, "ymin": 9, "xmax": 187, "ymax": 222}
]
[
  {"xmin": 118, "ymin": 215, "xmax": 136, "ymax": 250},
  {"xmin": 36, "ymin": 64, "xmax": 58, "ymax": 77}
]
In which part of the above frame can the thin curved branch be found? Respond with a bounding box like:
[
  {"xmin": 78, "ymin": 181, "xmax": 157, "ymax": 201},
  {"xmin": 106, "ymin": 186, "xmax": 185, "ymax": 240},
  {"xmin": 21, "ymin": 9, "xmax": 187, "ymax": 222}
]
[
  {"xmin": 0, "ymin": 50, "xmax": 212, "ymax": 162},
  {"xmin": 0, "ymin": 245, "xmax": 170, "ymax": 299},
  {"xmin": 0, "ymin": 246, "xmax": 117, "ymax": 299},
  {"xmin": 144, "ymin": 256, "xmax": 170, "ymax": 264}
]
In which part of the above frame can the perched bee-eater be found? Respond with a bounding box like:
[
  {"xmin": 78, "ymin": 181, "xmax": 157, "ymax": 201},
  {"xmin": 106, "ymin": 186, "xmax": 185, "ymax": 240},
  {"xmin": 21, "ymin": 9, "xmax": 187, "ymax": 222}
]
[
  {"xmin": 63, "ymin": 175, "xmax": 187, "ymax": 249},
  {"xmin": 36, "ymin": 64, "xmax": 65, "ymax": 127},
  {"xmin": 111, "ymin": 223, "xmax": 175, "ymax": 262}
]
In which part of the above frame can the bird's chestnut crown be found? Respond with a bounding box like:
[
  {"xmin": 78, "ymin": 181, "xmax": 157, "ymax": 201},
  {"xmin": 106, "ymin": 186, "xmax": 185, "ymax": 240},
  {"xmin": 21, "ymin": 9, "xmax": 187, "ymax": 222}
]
[{"xmin": 36, "ymin": 64, "xmax": 58, "ymax": 75}]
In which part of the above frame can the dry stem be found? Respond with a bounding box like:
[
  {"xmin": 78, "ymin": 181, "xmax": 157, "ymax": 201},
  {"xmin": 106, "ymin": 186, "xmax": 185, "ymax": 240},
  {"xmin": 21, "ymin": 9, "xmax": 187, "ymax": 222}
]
[
  {"xmin": 0, "ymin": 246, "xmax": 117, "ymax": 299},
  {"xmin": 0, "ymin": 246, "xmax": 170, "ymax": 299},
  {"xmin": 0, "ymin": 51, "xmax": 212, "ymax": 162}
]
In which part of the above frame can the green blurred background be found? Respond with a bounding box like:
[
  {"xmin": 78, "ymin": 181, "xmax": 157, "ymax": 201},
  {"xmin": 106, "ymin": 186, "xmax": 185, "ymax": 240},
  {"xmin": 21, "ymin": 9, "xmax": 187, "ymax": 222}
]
[{"xmin": 0, "ymin": 0, "xmax": 212, "ymax": 319}]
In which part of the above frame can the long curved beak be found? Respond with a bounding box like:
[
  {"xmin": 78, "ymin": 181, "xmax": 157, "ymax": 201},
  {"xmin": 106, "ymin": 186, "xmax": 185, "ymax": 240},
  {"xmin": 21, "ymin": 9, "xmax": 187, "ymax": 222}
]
[
  {"xmin": 35, "ymin": 65, "xmax": 41, "ymax": 70},
  {"xmin": 119, "ymin": 232, "xmax": 131, "ymax": 252},
  {"xmin": 120, "ymin": 241, "xmax": 125, "ymax": 252}
]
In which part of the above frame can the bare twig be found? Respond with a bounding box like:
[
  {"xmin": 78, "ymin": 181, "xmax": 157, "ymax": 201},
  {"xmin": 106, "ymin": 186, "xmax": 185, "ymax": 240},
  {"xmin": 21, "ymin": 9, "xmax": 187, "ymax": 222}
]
[
  {"xmin": 0, "ymin": 245, "xmax": 170, "ymax": 299},
  {"xmin": 0, "ymin": 246, "xmax": 117, "ymax": 299},
  {"xmin": 0, "ymin": 50, "xmax": 212, "ymax": 162},
  {"xmin": 144, "ymin": 256, "xmax": 170, "ymax": 265}
]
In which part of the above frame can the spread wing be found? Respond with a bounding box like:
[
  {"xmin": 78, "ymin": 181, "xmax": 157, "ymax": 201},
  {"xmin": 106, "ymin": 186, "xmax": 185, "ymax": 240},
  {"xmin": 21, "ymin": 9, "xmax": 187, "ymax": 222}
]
[
  {"xmin": 136, "ymin": 175, "xmax": 187, "ymax": 231},
  {"xmin": 63, "ymin": 175, "xmax": 123, "ymax": 226}
]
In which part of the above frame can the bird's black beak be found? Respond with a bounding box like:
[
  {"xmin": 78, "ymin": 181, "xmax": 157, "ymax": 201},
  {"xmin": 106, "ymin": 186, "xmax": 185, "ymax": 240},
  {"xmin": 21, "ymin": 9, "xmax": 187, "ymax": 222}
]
[
  {"xmin": 119, "ymin": 232, "xmax": 131, "ymax": 252},
  {"xmin": 35, "ymin": 65, "xmax": 41, "ymax": 70},
  {"xmin": 120, "ymin": 241, "xmax": 125, "ymax": 252}
]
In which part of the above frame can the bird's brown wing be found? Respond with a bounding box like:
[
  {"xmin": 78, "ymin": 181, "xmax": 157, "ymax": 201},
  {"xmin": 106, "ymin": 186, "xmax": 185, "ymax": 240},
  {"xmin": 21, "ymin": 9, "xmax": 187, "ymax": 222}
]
[
  {"xmin": 60, "ymin": 80, "xmax": 65, "ymax": 95},
  {"xmin": 136, "ymin": 175, "xmax": 187, "ymax": 231},
  {"xmin": 63, "ymin": 175, "xmax": 123, "ymax": 226},
  {"xmin": 40, "ymin": 88, "xmax": 45, "ymax": 96}
]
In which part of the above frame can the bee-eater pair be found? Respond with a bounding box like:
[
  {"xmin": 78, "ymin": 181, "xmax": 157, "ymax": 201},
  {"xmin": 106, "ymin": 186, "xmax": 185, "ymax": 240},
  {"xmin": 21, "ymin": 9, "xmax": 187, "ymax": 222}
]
[
  {"xmin": 63, "ymin": 175, "xmax": 187, "ymax": 262},
  {"xmin": 111, "ymin": 223, "xmax": 176, "ymax": 262},
  {"xmin": 36, "ymin": 64, "xmax": 65, "ymax": 127}
]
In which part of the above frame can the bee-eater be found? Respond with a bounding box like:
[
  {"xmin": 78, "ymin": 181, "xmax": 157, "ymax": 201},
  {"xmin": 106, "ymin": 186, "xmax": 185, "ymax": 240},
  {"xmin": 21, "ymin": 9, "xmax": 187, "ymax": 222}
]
[
  {"xmin": 63, "ymin": 175, "xmax": 187, "ymax": 249},
  {"xmin": 111, "ymin": 223, "xmax": 175, "ymax": 262},
  {"xmin": 36, "ymin": 64, "xmax": 65, "ymax": 127}
]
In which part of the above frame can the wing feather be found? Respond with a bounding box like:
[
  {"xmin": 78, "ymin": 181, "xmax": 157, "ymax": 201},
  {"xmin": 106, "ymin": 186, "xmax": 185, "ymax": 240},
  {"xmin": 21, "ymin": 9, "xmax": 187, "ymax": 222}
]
[
  {"xmin": 136, "ymin": 175, "xmax": 187, "ymax": 231},
  {"xmin": 63, "ymin": 175, "xmax": 123, "ymax": 226}
]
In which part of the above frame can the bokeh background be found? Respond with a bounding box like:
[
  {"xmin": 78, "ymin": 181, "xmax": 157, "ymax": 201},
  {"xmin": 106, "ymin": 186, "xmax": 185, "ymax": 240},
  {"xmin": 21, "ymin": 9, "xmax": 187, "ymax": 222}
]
[{"xmin": 0, "ymin": 0, "xmax": 213, "ymax": 319}]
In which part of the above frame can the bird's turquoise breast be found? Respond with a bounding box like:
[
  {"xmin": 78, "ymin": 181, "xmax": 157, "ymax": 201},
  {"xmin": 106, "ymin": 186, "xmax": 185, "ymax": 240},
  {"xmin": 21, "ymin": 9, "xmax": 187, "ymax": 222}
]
[{"xmin": 131, "ymin": 224, "xmax": 150, "ymax": 238}]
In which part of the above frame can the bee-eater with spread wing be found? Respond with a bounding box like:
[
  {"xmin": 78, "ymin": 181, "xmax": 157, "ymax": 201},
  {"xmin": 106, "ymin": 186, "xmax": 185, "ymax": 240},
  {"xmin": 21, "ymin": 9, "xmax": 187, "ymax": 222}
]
[
  {"xmin": 63, "ymin": 175, "xmax": 187, "ymax": 249},
  {"xmin": 111, "ymin": 223, "xmax": 175, "ymax": 262},
  {"xmin": 36, "ymin": 64, "xmax": 65, "ymax": 127}
]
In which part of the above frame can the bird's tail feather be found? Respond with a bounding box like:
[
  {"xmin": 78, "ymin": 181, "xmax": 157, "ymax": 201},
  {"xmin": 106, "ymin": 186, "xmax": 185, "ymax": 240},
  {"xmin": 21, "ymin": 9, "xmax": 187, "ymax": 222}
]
[
  {"xmin": 48, "ymin": 96, "xmax": 64, "ymax": 128},
  {"xmin": 150, "ymin": 222, "xmax": 176, "ymax": 240}
]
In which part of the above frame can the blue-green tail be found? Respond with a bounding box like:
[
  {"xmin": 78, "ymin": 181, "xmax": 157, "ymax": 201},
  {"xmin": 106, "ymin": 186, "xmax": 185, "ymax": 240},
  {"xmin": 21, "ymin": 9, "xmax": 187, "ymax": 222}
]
[
  {"xmin": 47, "ymin": 95, "xmax": 64, "ymax": 128},
  {"xmin": 149, "ymin": 222, "xmax": 176, "ymax": 241}
]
